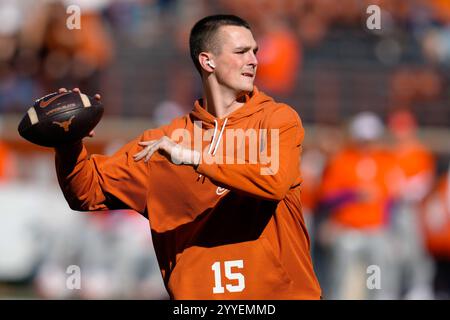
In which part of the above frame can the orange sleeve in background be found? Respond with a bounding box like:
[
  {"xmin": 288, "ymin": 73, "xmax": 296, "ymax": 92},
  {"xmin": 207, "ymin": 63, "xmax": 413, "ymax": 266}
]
[{"xmin": 395, "ymin": 142, "xmax": 435, "ymax": 178}]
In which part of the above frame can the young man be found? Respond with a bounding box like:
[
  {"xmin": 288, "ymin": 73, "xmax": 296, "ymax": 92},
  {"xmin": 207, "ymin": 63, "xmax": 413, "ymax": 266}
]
[{"xmin": 55, "ymin": 15, "xmax": 321, "ymax": 299}]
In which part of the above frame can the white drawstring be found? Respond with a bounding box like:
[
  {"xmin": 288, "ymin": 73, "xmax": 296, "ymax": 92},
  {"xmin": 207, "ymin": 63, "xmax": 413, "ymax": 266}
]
[
  {"xmin": 198, "ymin": 118, "xmax": 228, "ymax": 179},
  {"xmin": 212, "ymin": 118, "xmax": 228, "ymax": 156},
  {"xmin": 207, "ymin": 118, "xmax": 228, "ymax": 156},
  {"xmin": 207, "ymin": 119, "xmax": 219, "ymax": 155}
]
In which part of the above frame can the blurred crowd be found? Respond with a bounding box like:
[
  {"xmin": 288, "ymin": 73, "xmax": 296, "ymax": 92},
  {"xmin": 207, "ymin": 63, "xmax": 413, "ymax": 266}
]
[
  {"xmin": 0, "ymin": 0, "xmax": 449, "ymax": 299},
  {"xmin": 303, "ymin": 110, "xmax": 450, "ymax": 299},
  {"xmin": 1, "ymin": 0, "xmax": 450, "ymax": 120}
]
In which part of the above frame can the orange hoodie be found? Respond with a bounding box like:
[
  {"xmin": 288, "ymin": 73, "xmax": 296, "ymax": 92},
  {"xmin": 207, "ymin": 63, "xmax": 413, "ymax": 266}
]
[{"xmin": 55, "ymin": 87, "xmax": 321, "ymax": 299}]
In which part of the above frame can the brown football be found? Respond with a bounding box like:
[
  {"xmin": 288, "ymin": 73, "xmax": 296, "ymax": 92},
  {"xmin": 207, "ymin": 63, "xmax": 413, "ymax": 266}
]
[{"xmin": 18, "ymin": 91, "xmax": 104, "ymax": 147}]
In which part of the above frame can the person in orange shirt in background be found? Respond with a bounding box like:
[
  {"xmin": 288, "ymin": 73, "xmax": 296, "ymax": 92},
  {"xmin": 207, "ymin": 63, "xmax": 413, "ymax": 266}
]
[
  {"xmin": 387, "ymin": 109, "xmax": 436, "ymax": 299},
  {"xmin": 420, "ymin": 162, "xmax": 450, "ymax": 298},
  {"xmin": 317, "ymin": 112, "xmax": 400, "ymax": 299},
  {"xmin": 300, "ymin": 145, "xmax": 327, "ymax": 250},
  {"xmin": 388, "ymin": 110, "xmax": 435, "ymax": 204},
  {"xmin": 254, "ymin": 16, "xmax": 301, "ymax": 97}
]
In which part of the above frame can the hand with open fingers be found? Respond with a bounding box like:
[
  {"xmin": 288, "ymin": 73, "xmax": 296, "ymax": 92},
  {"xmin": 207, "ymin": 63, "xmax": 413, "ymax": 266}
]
[
  {"xmin": 58, "ymin": 87, "xmax": 101, "ymax": 138},
  {"xmin": 133, "ymin": 136, "xmax": 200, "ymax": 167}
]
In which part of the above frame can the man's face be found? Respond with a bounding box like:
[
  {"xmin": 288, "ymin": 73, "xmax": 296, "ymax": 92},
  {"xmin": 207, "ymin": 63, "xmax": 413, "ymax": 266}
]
[{"xmin": 211, "ymin": 25, "xmax": 258, "ymax": 94}]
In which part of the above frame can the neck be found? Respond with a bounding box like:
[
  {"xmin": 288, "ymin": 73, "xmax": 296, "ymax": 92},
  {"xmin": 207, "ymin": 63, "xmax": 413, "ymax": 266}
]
[{"xmin": 202, "ymin": 77, "xmax": 248, "ymax": 119}]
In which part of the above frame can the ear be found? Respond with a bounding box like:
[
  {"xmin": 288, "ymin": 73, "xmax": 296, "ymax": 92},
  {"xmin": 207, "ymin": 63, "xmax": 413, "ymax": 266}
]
[{"xmin": 199, "ymin": 52, "xmax": 215, "ymax": 72}]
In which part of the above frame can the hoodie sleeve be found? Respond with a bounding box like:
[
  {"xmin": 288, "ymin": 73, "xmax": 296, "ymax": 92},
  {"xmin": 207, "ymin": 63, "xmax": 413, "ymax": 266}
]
[
  {"xmin": 196, "ymin": 104, "xmax": 303, "ymax": 201},
  {"xmin": 55, "ymin": 133, "xmax": 151, "ymax": 214}
]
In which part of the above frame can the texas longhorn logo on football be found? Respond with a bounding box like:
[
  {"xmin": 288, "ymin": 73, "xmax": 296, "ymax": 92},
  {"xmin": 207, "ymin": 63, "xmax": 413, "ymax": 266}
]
[{"xmin": 53, "ymin": 116, "xmax": 75, "ymax": 132}]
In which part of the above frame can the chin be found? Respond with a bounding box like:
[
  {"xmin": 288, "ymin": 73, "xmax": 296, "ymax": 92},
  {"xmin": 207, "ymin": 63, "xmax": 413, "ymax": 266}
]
[
  {"xmin": 235, "ymin": 88, "xmax": 252, "ymax": 99},
  {"xmin": 228, "ymin": 79, "xmax": 254, "ymax": 97},
  {"xmin": 238, "ymin": 83, "xmax": 254, "ymax": 94}
]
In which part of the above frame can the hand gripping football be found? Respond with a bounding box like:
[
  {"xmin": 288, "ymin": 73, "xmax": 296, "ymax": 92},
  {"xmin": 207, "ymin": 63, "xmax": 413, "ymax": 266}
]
[{"xmin": 18, "ymin": 91, "xmax": 104, "ymax": 147}]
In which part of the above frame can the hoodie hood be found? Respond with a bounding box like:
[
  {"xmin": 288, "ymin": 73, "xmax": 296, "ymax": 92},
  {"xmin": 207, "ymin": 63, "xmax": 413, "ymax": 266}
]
[
  {"xmin": 189, "ymin": 86, "xmax": 273, "ymax": 158},
  {"xmin": 190, "ymin": 86, "xmax": 273, "ymax": 128}
]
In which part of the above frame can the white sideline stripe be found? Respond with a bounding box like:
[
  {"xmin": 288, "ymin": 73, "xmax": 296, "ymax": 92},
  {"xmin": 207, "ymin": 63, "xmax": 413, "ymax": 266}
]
[
  {"xmin": 27, "ymin": 107, "xmax": 38, "ymax": 125},
  {"xmin": 80, "ymin": 93, "xmax": 91, "ymax": 107}
]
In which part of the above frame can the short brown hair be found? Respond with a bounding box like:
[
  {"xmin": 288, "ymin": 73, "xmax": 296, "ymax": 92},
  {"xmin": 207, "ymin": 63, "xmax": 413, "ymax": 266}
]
[{"xmin": 189, "ymin": 14, "xmax": 251, "ymax": 75}]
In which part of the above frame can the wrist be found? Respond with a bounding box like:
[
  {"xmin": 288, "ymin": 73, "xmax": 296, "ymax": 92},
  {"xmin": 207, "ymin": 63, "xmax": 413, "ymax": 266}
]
[{"xmin": 54, "ymin": 140, "xmax": 83, "ymax": 154}]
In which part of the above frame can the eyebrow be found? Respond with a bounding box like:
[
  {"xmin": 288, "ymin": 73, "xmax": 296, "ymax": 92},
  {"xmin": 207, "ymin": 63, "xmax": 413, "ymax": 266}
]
[{"xmin": 235, "ymin": 46, "xmax": 259, "ymax": 52}]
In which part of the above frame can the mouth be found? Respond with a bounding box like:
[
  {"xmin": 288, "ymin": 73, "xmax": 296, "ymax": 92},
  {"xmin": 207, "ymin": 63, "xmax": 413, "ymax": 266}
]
[{"xmin": 241, "ymin": 72, "xmax": 254, "ymax": 78}]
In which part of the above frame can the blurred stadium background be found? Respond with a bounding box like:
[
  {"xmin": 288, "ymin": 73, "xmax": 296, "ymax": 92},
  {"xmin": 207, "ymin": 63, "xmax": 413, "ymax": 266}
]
[{"xmin": 0, "ymin": 0, "xmax": 449, "ymax": 299}]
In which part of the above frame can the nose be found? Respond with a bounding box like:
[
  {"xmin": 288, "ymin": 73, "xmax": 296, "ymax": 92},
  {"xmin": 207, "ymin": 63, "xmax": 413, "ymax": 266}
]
[{"xmin": 248, "ymin": 52, "xmax": 258, "ymax": 68}]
